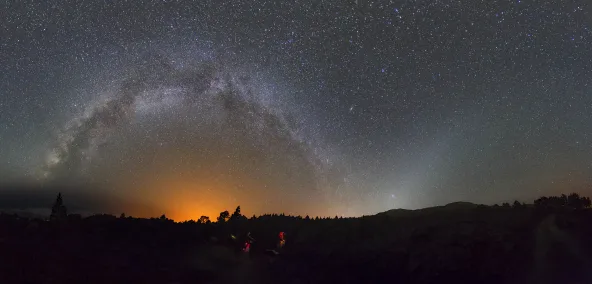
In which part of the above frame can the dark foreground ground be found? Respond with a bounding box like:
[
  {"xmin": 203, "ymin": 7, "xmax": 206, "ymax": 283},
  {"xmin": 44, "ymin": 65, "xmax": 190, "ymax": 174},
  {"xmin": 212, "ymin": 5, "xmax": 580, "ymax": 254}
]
[{"xmin": 1, "ymin": 204, "xmax": 592, "ymax": 284}]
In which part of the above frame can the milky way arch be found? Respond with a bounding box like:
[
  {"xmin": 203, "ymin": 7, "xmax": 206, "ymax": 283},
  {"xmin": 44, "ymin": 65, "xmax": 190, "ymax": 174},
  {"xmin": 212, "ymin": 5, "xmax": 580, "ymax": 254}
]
[{"xmin": 39, "ymin": 50, "xmax": 346, "ymax": 217}]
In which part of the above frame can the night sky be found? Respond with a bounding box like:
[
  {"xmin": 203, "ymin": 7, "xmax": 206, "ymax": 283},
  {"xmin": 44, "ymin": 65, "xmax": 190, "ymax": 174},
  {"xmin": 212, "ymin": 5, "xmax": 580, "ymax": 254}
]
[{"xmin": 1, "ymin": 1, "xmax": 591, "ymax": 220}]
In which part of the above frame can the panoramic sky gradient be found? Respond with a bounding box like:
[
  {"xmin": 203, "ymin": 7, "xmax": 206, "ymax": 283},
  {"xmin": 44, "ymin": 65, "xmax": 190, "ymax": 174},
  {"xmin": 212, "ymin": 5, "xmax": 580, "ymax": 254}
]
[{"xmin": 1, "ymin": 0, "xmax": 591, "ymax": 220}]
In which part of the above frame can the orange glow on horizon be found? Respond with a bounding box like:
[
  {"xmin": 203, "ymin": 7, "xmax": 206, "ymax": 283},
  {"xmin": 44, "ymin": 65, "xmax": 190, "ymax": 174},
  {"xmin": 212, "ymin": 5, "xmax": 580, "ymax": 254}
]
[
  {"xmin": 115, "ymin": 177, "xmax": 336, "ymax": 221},
  {"xmin": 138, "ymin": 180, "xmax": 258, "ymax": 222}
]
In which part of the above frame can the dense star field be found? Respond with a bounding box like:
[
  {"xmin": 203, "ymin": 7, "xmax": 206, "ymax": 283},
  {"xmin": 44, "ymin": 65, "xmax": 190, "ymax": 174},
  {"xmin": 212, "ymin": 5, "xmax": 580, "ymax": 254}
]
[{"xmin": 0, "ymin": 1, "xmax": 590, "ymax": 220}]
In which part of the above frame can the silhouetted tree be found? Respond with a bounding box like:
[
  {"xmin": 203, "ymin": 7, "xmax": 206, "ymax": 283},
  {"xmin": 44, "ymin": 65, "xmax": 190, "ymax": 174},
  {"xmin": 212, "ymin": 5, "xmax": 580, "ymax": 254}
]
[
  {"xmin": 567, "ymin": 193, "xmax": 583, "ymax": 209},
  {"xmin": 198, "ymin": 216, "xmax": 210, "ymax": 224},
  {"xmin": 502, "ymin": 202, "xmax": 510, "ymax": 208},
  {"xmin": 583, "ymin": 196, "xmax": 592, "ymax": 208},
  {"xmin": 120, "ymin": 213, "xmax": 126, "ymax": 218},
  {"xmin": 217, "ymin": 210, "xmax": 230, "ymax": 223},
  {"xmin": 50, "ymin": 192, "xmax": 68, "ymax": 222},
  {"xmin": 305, "ymin": 215, "xmax": 310, "ymax": 220},
  {"xmin": 230, "ymin": 206, "xmax": 242, "ymax": 220},
  {"xmin": 534, "ymin": 196, "xmax": 547, "ymax": 208},
  {"xmin": 560, "ymin": 194, "xmax": 568, "ymax": 206},
  {"xmin": 512, "ymin": 200, "xmax": 523, "ymax": 208}
]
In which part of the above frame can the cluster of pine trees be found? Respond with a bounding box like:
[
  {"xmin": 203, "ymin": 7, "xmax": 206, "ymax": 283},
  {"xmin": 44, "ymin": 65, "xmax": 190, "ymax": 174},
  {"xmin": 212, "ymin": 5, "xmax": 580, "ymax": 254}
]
[{"xmin": 533, "ymin": 193, "xmax": 591, "ymax": 210}]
